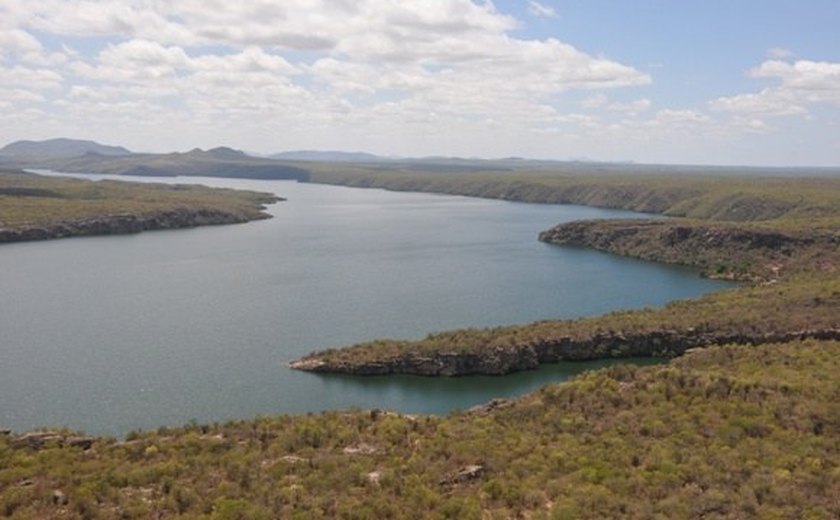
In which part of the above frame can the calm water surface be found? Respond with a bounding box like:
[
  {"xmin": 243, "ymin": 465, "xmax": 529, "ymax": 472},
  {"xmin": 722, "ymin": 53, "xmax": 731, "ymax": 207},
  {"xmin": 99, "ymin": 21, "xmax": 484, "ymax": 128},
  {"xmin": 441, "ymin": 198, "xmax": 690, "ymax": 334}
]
[{"xmin": 0, "ymin": 174, "xmax": 731, "ymax": 436}]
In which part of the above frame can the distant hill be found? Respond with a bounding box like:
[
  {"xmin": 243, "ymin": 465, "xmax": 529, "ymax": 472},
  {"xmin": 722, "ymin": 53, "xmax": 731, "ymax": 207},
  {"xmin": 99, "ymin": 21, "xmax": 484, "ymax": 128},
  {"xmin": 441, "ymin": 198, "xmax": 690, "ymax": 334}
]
[
  {"xmin": 269, "ymin": 150, "xmax": 386, "ymax": 162},
  {"xmin": 0, "ymin": 138, "xmax": 131, "ymax": 160},
  {"xmin": 189, "ymin": 147, "xmax": 249, "ymax": 160},
  {"xmin": 27, "ymin": 147, "xmax": 311, "ymax": 181},
  {"xmin": 3, "ymin": 138, "xmax": 837, "ymax": 180}
]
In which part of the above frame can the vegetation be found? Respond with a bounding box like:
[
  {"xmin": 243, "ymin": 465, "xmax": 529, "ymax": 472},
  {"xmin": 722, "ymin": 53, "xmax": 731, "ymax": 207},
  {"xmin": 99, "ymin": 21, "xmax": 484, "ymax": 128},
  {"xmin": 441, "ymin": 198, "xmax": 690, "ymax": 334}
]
[
  {"xmin": 294, "ymin": 272, "xmax": 840, "ymax": 374},
  {"xmin": 1, "ymin": 340, "xmax": 837, "ymax": 518},
  {"xmin": 538, "ymin": 218, "xmax": 839, "ymax": 281},
  {"xmin": 3, "ymin": 146, "xmax": 309, "ymax": 180},
  {"xmin": 303, "ymin": 164, "xmax": 840, "ymax": 229},
  {"xmin": 292, "ymin": 166, "xmax": 840, "ymax": 374},
  {"xmin": 0, "ymin": 170, "xmax": 279, "ymax": 242},
  {"xmin": 2, "ymin": 148, "xmax": 839, "ymax": 516}
]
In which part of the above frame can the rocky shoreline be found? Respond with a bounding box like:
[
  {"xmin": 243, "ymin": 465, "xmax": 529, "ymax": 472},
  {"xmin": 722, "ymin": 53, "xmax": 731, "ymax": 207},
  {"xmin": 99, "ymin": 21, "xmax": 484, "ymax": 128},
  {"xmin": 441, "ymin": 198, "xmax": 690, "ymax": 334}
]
[
  {"xmin": 290, "ymin": 328, "xmax": 840, "ymax": 376},
  {"xmin": 537, "ymin": 218, "xmax": 836, "ymax": 281},
  {"xmin": 289, "ymin": 215, "xmax": 840, "ymax": 377},
  {"xmin": 0, "ymin": 206, "xmax": 277, "ymax": 244}
]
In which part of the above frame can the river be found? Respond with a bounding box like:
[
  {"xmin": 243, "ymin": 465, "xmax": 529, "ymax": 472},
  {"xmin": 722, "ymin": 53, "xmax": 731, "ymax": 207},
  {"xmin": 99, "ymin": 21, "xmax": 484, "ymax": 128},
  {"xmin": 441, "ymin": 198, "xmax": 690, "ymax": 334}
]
[{"xmin": 0, "ymin": 173, "xmax": 731, "ymax": 436}]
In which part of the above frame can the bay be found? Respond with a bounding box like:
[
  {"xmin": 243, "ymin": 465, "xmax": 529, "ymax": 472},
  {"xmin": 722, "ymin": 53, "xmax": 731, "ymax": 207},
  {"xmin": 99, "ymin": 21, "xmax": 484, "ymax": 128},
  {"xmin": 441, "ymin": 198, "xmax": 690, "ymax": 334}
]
[{"xmin": 0, "ymin": 174, "xmax": 731, "ymax": 436}]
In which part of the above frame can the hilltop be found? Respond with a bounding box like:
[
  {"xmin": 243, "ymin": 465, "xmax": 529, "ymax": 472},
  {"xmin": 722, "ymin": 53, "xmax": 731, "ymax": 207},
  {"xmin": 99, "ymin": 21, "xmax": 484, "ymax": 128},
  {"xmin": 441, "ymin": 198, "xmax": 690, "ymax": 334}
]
[
  {"xmin": 0, "ymin": 138, "xmax": 131, "ymax": 161},
  {"xmin": 5, "ymin": 138, "xmax": 840, "ymax": 180},
  {"xmin": 0, "ymin": 139, "xmax": 309, "ymax": 181}
]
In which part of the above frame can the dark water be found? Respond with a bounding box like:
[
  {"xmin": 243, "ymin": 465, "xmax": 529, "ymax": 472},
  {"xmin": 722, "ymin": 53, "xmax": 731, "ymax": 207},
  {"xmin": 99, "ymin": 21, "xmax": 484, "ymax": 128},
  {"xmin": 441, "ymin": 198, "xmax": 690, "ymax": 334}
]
[{"xmin": 0, "ymin": 174, "xmax": 731, "ymax": 436}]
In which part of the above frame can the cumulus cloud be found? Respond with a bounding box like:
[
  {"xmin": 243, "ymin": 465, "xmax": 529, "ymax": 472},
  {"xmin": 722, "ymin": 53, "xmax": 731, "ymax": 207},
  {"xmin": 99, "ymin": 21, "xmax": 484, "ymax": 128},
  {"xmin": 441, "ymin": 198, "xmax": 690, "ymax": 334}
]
[
  {"xmin": 0, "ymin": 0, "xmax": 659, "ymax": 156},
  {"xmin": 0, "ymin": 65, "xmax": 64, "ymax": 91},
  {"xmin": 710, "ymin": 89, "xmax": 807, "ymax": 117},
  {"xmin": 581, "ymin": 94, "xmax": 608, "ymax": 109},
  {"xmin": 711, "ymin": 59, "xmax": 840, "ymax": 117},
  {"xmin": 0, "ymin": 29, "xmax": 43, "ymax": 56},
  {"xmin": 607, "ymin": 98, "xmax": 651, "ymax": 114},
  {"xmin": 752, "ymin": 60, "xmax": 840, "ymax": 100}
]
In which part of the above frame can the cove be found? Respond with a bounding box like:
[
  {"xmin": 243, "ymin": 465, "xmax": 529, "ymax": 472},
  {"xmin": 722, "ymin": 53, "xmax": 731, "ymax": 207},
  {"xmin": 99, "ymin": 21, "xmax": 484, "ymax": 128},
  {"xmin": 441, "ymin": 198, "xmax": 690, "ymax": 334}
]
[{"xmin": 0, "ymin": 174, "xmax": 732, "ymax": 436}]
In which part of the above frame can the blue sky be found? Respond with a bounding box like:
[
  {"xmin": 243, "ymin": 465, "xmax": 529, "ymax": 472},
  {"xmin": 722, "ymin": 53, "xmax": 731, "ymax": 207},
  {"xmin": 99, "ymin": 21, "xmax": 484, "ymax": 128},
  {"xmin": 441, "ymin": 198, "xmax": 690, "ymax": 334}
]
[
  {"xmin": 510, "ymin": 1, "xmax": 839, "ymax": 98},
  {"xmin": 1, "ymin": 1, "xmax": 838, "ymax": 166}
]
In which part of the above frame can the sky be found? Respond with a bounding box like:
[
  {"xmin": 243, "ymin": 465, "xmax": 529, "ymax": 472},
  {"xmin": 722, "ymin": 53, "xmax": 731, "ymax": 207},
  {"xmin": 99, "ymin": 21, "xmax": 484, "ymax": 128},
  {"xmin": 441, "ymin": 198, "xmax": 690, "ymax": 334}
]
[{"xmin": 1, "ymin": 0, "xmax": 838, "ymax": 166}]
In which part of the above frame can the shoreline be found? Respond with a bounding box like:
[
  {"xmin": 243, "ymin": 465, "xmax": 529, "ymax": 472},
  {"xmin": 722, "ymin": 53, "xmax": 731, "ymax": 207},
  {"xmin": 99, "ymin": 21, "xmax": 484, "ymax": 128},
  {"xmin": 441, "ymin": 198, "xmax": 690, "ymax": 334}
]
[
  {"xmin": 0, "ymin": 170, "xmax": 281, "ymax": 245},
  {"xmin": 287, "ymin": 171, "xmax": 840, "ymax": 376}
]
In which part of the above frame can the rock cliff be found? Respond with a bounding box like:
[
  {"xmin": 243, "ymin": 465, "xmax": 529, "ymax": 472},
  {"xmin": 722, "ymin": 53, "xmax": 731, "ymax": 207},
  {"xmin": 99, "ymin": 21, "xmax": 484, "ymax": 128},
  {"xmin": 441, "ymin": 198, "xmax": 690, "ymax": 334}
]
[
  {"xmin": 0, "ymin": 207, "xmax": 270, "ymax": 244},
  {"xmin": 538, "ymin": 219, "xmax": 836, "ymax": 281},
  {"xmin": 290, "ymin": 328, "xmax": 840, "ymax": 376}
]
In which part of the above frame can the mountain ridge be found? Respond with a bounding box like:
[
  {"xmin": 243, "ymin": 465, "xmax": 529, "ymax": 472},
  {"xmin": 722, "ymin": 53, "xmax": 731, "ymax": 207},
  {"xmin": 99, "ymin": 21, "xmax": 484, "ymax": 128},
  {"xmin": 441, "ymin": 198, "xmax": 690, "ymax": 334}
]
[{"xmin": 0, "ymin": 138, "xmax": 131, "ymax": 160}]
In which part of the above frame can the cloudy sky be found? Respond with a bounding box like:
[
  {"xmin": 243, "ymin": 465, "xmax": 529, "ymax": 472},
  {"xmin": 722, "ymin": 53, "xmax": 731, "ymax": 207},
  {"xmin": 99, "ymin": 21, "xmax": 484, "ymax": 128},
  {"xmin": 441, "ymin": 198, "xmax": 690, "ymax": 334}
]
[{"xmin": 1, "ymin": 0, "xmax": 838, "ymax": 166}]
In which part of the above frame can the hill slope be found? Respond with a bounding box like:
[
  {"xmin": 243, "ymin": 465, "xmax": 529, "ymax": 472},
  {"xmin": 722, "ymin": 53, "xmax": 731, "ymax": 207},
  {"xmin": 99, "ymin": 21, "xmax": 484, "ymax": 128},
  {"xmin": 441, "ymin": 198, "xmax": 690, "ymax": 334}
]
[
  {"xmin": 0, "ymin": 138, "xmax": 131, "ymax": 161},
  {"xmin": 2, "ymin": 340, "xmax": 836, "ymax": 519}
]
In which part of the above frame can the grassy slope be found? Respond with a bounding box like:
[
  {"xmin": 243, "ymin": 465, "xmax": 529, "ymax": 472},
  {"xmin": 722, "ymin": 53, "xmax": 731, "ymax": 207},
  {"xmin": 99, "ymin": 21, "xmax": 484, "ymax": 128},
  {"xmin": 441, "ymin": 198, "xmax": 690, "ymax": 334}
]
[
  {"xmin": 1, "ymin": 341, "xmax": 837, "ymax": 518},
  {"xmin": 0, "ymin": 171, "xmax": 278, "ymax": 237}
]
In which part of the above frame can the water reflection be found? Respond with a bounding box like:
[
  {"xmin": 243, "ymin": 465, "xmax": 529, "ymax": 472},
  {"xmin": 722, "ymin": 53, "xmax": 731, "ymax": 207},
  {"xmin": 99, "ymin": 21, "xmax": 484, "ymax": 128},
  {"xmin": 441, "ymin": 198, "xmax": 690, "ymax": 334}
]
[{"xmin": 312, "ymin": 358, "xmax": 665, "ymax": 415}]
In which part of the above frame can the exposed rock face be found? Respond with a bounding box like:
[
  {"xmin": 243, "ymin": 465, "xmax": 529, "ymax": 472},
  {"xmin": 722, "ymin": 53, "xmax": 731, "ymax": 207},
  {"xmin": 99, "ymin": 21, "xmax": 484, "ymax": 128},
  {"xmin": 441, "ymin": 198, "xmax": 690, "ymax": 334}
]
[
  {"xmin": 290, "ymin": 328, "xmax": 840, "ymax": 376},
  {"xmin": 12, "ymin": 431, "xmax": 96, "ymax": 450},
  {"xmin": 440, "ymin": 465, "xmax": 484, "ymax": 487},
  {"xmin": 467, "ymin": 398, "xmax": 513, "ymax": 415},
  {"xmin": 537, "ymin": 218, "xmax": 836, "ymax": 281},
  {"xmin": 539, "ymin": 219, "xmax": 813, "ymax": 254},
  {"xmin": 288, "ymin": 217, "xmax": 840, "ymax": 377},
  {"xmin": 0, "ymin": 207, "xmax": 271, "ymax": 244},
  {"xmin": 52, "ymin": 490, "xmax": 68, "ymax": 506}
]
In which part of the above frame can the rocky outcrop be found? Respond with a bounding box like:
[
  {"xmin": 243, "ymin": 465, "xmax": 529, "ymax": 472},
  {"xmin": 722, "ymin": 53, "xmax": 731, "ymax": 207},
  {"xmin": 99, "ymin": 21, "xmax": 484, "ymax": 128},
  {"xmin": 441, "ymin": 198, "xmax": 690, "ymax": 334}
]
[
  {"xmin": 467, "ymin": 398, "xmax": 514, "ymax": 415},
  {"xmin": 289, "ymin": 328, "xmax": 840, "ymax": 376},
  {"xmin": 12, "ymin": 431, "xmax": 96, "ymax": 450},
  {"xmin": 439, "ymin": 465, "xmax": 484, "ymax": 487},
  {"xmin": 539, "ymin": 219, "xmax": 815, "ymax": 253},
  {"xmin": 537, "ymin": 219, "xmax": 835, "ymax": 281},
  {"xmin": 0, "ymin": 207, "xmax": 276, "ymax": 244},
  {"xmin": 289, "ymin": 216, "xmax": 840, "ymax": 377}
]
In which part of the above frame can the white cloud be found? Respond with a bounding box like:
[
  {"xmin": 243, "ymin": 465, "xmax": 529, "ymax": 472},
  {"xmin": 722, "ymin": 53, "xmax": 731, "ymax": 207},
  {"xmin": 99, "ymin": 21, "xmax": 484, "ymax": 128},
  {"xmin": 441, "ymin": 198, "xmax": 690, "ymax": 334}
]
[
  {"xmin": 191, "ymin": 47, "xmax": 298, "ymax": 75},
  {"xmin": 607, "ymin": 98, "xmax": 651, "ymax": 114},
  {"xmin": 18, "ymin": 1, "xmax": 197, "ymax": 44},
  {"xmin": 712, "ymin": 59, "xmax": 840, "ymax": 117},
  {"xmin": 732, "ymin": 117, "xmax": 771, "ymax": 134},
  {"xmin": 651, "ymin": 109, "xmax": 711, "ymax": 125},
  {"xmin": 581, "ymin": 94, "xmax": 608, "ymax": 109},
  {"xmin": 0, "ymin": 87, "xmax": 46, "ymax": 103},
  {"xmin": 22, "ymin": 0, "xmax": 811, "ymax": 162},
  {"xmin": 527, "ymin": 1, "xmax": 557, "ymax": 19},
  {"xmin": 0, "ymin": 29, "xmax": 43, "ymax": 57},
  {"xmin": 0, "ymin": 65, "xmax": 64, "ymax": 90},
  {"xmin": 710, "ymin": 89, "xmax": 806, "ymax": 116},
  {"xmin": 0, "ymin": 28, "xmax": 71, "ymax": 67},
  {"xmin": 751, "ymin": 60, "xmax": 840, "ymax": 100}
]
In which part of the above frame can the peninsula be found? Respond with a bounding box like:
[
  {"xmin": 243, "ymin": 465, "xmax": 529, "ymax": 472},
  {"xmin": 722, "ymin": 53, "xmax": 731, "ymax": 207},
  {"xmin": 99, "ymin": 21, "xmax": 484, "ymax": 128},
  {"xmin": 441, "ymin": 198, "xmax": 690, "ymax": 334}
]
[
  {"xmin": 290, "ymin": 171, "xmax": 840, "ymax": 375},
  {"xmin": 0, "ymin": 170, "xmax": 280, "ymax": 244}
]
